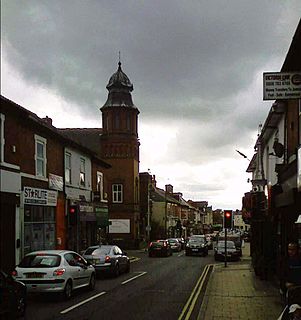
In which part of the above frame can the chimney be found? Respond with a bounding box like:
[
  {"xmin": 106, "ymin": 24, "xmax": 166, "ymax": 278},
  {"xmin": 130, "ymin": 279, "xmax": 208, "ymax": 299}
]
[
  {"xmin": 165, "ymin": 184, "xmax": 173, "ymax": 194},
  {"xmin": 42, "ymin": 116, "xmax": 53, "ymax": 126}
]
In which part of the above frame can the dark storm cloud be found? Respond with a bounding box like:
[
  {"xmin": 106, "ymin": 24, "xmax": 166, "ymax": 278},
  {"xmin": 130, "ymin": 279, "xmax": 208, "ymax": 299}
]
[{"xmin": 1, "ymin": 0, "xmax": 300, "ymax": 162}]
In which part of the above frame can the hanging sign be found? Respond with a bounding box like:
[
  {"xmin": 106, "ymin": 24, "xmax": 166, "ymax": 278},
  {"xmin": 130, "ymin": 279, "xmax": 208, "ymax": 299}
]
[{"xmin": 263, "ymin": 72, "xmax": 301, "ymax": 100}]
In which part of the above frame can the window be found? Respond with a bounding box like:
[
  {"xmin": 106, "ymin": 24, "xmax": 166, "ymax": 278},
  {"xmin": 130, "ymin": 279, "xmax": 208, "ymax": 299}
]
[
  {"xmin": 65, "ymin": 152, "xmax": 71, "ymax": 184},
  {"xmin": 35, "ymin": 135, "xmax": 47, "ymax": 177},
  {"xmin": 112, "ymin": 184, "xmax": 123, "ymax": 203},
  {"xmin": 80, "ymin": 158, "xmax": 85, "ymax": 186},
  {"xmin": 0, "ymin": 114, "xmax": 4, "ymax": 163},
  {"xmin": 114, "ymin": 114, "xmax": 120, "ymax": 129},
  {"xmin": 97, "ymin": 172, "xmax": 104, "ymax": 200},
  {"xmin": 126, "ymin": 114, "xmax": 131, "ymax": 131},
  {"xmin": 299, "ymin": 99, "xmax": 301, "ymax": 144}
]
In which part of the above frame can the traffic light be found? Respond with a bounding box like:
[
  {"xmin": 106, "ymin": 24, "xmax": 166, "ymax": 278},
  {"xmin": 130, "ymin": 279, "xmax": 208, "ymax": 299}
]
[
  {"xmin": 224, "ymin": 210, "xmax": 232, "ymax": 229},
  {"xmin": 69, "ymin": 205, "xmax": 78, "ymax": 225}
]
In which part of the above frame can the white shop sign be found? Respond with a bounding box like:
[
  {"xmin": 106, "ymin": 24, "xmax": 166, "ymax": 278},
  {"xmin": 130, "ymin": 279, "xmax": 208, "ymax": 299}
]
[
  {"xmin": 263, "ymin": 72, "xmax": 301, "ymax": 100},
  {"xmin": 24, "ymin": 187, "xmax": 57, "ymax": 206}
]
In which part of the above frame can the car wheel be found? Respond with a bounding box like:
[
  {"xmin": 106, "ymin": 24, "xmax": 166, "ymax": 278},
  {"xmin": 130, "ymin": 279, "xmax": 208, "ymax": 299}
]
[
  {"xmin": 125, "ymin": 262, "xmax": 130, "ymax": 273},
  {"xmin": 63, "ymin": 280, "xmax": 72, "ymax": 300},
  {"xmin": 113, "ymin": 264, "xmax": 119, "ymax": 277},
  {"xmin": 89, "ymin": 273, "xmax": 96, "ymax": 290},
  {"xmin": 17, "ymin": 295, "xmax": 26, "ymax": 317}
]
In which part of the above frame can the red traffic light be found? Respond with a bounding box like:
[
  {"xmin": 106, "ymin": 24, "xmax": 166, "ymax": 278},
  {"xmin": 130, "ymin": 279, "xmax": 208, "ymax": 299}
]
[
  {"xmin": 69, "ymin": 207, "xmax": 76, "ymax": 214},
  {"xmin": 225, "ymin": 212, "xmax": 231, "ymax": 218}
]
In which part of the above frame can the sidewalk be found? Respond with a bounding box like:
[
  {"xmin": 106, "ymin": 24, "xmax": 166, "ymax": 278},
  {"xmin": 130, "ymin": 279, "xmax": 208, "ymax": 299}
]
[{"xmin": 198, "ymin": 243, "xmax": 283, "ymax": 320}]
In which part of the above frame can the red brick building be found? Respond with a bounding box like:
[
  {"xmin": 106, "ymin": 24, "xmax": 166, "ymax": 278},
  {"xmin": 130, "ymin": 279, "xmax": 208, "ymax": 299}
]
[
  {"xmin": 0, "ymin": 96, "xmax": 110, "ymax": 272},
  {"xmin": 62, "ymin": 62, "xmax": 141, "ymax": 248}
]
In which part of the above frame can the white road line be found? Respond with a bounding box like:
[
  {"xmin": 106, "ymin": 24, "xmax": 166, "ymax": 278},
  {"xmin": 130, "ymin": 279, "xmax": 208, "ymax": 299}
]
[
  {"xmin": 121, "ymin": 271, "xmax": 147, "ymax": 285},
  {"xmin": 60, "ymin": 291, "xmax": 106, "ymax": 314}
]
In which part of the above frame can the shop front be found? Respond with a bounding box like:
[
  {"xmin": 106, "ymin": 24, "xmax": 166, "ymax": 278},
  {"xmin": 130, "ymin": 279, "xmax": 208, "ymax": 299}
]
[{"xmin": 23, "ymin": 186, "xmax": 58, "ymax": 255}]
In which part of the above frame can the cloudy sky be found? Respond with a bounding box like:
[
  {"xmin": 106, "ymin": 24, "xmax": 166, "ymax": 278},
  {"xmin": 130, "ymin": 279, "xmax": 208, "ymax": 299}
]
[{"xmin": 1, "ymin": 1, "xmax": 300, "ymax": 210}]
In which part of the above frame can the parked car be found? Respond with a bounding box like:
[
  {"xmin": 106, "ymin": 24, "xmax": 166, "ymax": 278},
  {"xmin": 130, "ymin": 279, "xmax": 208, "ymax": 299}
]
[
  {"xmin": 185, "ymin": 238, "xmax": 209, "ymax": 256},
  {"xmin": 167, "ymin": 238, "xmax": 182, "ymax": 252},
  {"xmin": 82, "ymin": 245, "xmax": 130, "ymax": 277},
  {"xmin": 12, "ymin": 250, "xmax": 95, "ymax": 300},
  {"xmin": 0, "ymin": 269, "xmax": 27, "ymax": 318},
  {"xmin": 218, "ymin": 234, "xmax": 243, "ymax": 256},
  {"xmin": 214, "ymin": 241, "xmax": 240, "ymax": 261},
  {"xmin": 148, "ymin": 240, "xmax": 173, "ymax": 257}
]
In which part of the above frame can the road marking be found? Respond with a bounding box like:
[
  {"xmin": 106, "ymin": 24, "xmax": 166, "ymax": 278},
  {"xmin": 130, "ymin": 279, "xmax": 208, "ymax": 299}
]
[
  {"xmin": 178, "ymin": 264, "xmax": 212, "ymax": 320},
  {"xmin": 184, "ymin": 265, "xmax": 212, "ymax": 320},
  {"xmin": 121, "ymin": 271, "xmax": 147, "ymax": 285},
  {"xmin": 130, "ymin": 257, "xmax": 141, "ymax": 262},
  {"xmin": 60, "ymin": 291, "xmax": 106, "ymax": 314}
]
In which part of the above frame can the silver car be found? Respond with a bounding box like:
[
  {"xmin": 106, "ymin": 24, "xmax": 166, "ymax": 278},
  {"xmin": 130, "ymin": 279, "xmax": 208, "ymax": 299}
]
[
  {"xmin": 83, "ymin": 245, "xmax": 130, "ymax": 277},
  {"xmin": 13, "ymin": 250, "xmax": 96, "ymax": 299}
]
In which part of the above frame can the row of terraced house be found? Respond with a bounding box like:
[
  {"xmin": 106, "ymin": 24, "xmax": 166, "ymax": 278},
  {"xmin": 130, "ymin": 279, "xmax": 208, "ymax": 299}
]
[{"xmin": 241, "ymin": 20, "xmax": 301, "ymax": 286}]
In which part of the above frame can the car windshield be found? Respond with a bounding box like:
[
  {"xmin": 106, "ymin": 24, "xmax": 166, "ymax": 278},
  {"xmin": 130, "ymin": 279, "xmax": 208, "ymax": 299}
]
[
  {"xmin": 217, "ymin": 242, "xmax": 236, "ymax": 249},
  {"xmin": 19, "ymin": 254, "xmax": 61, "ymax": 268},
  {"xmin": 85, "ymin": 246, "xmax": 112, "ymax": 256},
  {"xmin": 189, "ymin": 239, "xmax": 205, "ymax": 244}
]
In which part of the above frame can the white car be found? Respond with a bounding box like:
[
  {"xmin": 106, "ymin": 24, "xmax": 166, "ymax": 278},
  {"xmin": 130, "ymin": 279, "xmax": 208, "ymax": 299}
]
[{"xmin": 12, "ymin": 250, "xmax": 96, "ymax": 299}]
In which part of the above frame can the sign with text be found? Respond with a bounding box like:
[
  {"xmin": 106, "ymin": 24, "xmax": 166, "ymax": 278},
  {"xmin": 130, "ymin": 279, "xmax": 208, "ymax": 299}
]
[
  {"xmin": 109, "ymin": 219, "xmax": 130, "ymax": 233},
  {"xmin": 24, "ymin": 187, "xmax": 57, "ymax": 206},
  {"xmin": 263, "ymin": 72, "xmax": 301, "ymax": 100}
]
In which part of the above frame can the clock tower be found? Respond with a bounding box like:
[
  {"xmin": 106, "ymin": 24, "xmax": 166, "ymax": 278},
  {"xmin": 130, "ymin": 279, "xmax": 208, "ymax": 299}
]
[{"xmin": 100, "ymin": 62, "xmax": 140, "ymax": 248}]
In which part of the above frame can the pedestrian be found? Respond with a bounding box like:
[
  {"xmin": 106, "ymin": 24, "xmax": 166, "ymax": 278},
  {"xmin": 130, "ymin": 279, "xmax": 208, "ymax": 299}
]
[
  {"xmin": 289, "ymin": 304, "xmax": 301, "ymax": 320},
  {"xmin": 285, "ymin": 243, "xmax": 301, "ymax": 289},
  {"xmin": 280, "ymin": 242, "xmax": 301, "ymax": 305}
]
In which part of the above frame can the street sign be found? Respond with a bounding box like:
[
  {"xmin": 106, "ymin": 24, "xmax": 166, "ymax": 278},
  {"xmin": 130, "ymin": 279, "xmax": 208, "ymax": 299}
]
[{"xmin": 263, "ymin": 72, "xmax": 301, "ymax": 100}]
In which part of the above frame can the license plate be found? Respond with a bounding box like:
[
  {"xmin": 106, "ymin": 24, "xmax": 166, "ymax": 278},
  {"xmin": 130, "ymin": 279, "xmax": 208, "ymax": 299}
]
[
  {"xmin": 192, "ymin": 249, "xmax": 198, "ymax": 252},
  {"xmin": 26, "ymin": 273, "xmax": 44, "ymax": 278}
]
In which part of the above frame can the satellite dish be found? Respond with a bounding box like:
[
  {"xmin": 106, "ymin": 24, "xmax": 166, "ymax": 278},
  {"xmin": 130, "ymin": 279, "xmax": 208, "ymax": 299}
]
[{"xmin": 273, "ymin": 141, "xmax": 284, "ymax": 158}]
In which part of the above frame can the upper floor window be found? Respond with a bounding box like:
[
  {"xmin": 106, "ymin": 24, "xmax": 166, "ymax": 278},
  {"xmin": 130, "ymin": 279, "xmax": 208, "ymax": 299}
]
[
  {"xmin": 114, "ymin": 114, "xmax": 120, "ymax": 130},
  {"xmin": 97, "ymin": 171, "xmax": 104, "ymax": 200},
  {"xmin": 0, "ymin": 114, "xmax": 4, "ymax": 163},
  {"xmin": 112, "ymin": 184, "xmax": 123, "ymax": 203},
  {"xmin": 80, "ymin": 158, "xmax": 85, "ymax": 186},
  {"xmin": 299, "ymin": 99, "xmax": 301, "ymax": 144},
  {"xmin": 35, "ymin": 135, "xmax": 47, "ymax": 177},
  {"xmin": 126, "ymin": 114, "xmax": 131, "ymax": 131},
  {"xmin": 65, "ymin": 152, "xmax": 71, "ymax": 184}
]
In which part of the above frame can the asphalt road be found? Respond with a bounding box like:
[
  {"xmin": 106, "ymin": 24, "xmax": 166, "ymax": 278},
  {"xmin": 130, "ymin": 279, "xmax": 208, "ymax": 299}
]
[{"xmin": 22, "ymin": 250, "xmax": 215, "ymax": 320}]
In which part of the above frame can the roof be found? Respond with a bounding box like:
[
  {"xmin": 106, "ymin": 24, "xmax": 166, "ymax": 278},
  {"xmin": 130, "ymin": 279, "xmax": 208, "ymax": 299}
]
[
  {"xmin": 59, "ymin": 128, "xmax": 103, "ymax": 155},
  {"xmin": 246, "ymin": 153, "xmax": 257, "ymax": 172},
  {"xmin": 1, "ymin": 95, "xmax": 110, "ymax": 169},
  {"xmin": 150, "ymin": 187, "xmax": 181, "ymax": 205},
  {"xmin": 106, "ymin": 62, "xmax": 133, "ymax": 91}
]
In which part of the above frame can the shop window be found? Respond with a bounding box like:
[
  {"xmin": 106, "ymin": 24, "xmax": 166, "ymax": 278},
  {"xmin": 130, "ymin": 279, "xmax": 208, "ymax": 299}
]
[
  {"xmin": 65, "ymin": 152, "xmax": 72, "ymax": 184},
  {"xmin": 24, "ymin": 205, "xmax": 56, "ymax": 254},
  {"xmin": 35, "ymin": 135, "xmax": 47, "ymax": 177},
  {"xmin": 80, "ymin": 158, "xmax": 85, "ymax": 186},
  {"xmin": 112, "ymin": 184, "xmax": 123, "ymax": 203}
]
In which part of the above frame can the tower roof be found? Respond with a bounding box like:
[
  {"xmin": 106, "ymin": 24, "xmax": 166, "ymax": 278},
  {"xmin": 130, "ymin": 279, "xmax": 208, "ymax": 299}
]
[
  {"xmin": 106, "ymin": 61, "xmax": 133, "ymax": 91},
  {"xmin": 102, "ymin": 61, "xmax": 138, "ymax": 110}
]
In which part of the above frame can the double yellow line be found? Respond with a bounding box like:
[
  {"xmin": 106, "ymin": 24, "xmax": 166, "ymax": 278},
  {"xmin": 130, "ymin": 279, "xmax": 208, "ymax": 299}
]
[{"xmin": 178, "ymin": 264, "xmax": 213, "ymax": 320}]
